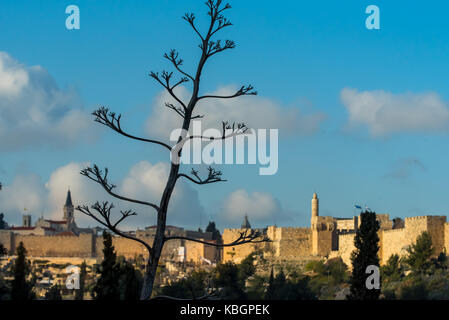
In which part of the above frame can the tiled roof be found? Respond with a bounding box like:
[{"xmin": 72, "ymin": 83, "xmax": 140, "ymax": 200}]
[{"xmin": 10, "ymin": 226, "xmax": 35, "ymax": 231}]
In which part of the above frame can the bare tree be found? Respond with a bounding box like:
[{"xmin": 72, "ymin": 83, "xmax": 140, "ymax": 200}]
[{"xmin": 77, "ymin": 0, "xmax": 269, "ymax": 300}]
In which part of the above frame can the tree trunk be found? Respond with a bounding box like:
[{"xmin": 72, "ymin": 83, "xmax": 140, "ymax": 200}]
[
  {"xmin": 140, "ymin": 115, "xmax": 191, "ymax": 300},
  {"xmin": 140, "ymin": 167, "xmax": 179, "ymax": 300}
]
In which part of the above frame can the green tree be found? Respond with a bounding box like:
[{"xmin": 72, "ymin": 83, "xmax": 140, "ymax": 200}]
[
  {"xmin": 0, "ymin": 213, "xmax": 7, "ymax": 230},
  {"xmin": 214, "ymin": 262, "xmax": 246, "ymax": 299},
  {"xmin": 265, "ymin": 268, "xmax": 315, "ymax": 300},
  {"xmin": 305, "ymin": 260, "xmax": 325, "ymax": 275},
  {"xmin": 75, "ymin": 261, "xmax": 87, "ymax": 300},
  {"xmin": 265, "ymin": 268, "xmax": 287, "ymax": 300},
  {"xmin": 160, "ymin": 270, "xmax": 208, "ymax": 299},
  {"xmin": 348, "ymin": 211, "xmax": 381, "ymax": 300},
  {"xmin": 381, "ymin": 254, "xmax": 403, "ymax": 283},
  {"xmin": 45, "ymin": 285, "xmax": 62, "ymax": 300},
  {"xmin": 11, "ymin": 242, "xmax": 34, "ymax": 300},
  {"xmin": 398, "ymin": 279, "xmax": 428, "ymax": 300},
  {"xmin": 265, "ymin": 267, "xmax": 275, "ymax": 300},
  {"xmin": 246, "ymin": 274, "xmax": 266, "ymax": 300},
  {"xmin": 92, "ymin": 232, "xmax": 120, "ymax": 300},
  {"xmin": 238, "ymin": 253, "xmax": 256, "ymax": 280},
  {"xmin": 432, "ymin": 251, "xmax": 448, "ymax": 270},
  {"xmin": 117, "ymin": 257, "xmax": 142, "ymax": 300},
  {"xmin": 0, "ymin": 243, "xmax": 7, "ymax": 256},
  {"xmin": 325, "ymin": 258, "xmax": 348, "ymax": 284},
  {"xmin": 403, "ymin": 231, "xmax": 433, "ymax": 275}
]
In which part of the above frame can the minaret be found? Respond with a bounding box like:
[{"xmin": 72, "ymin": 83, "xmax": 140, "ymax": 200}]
[
  {"xmin": 63, "ymin": 189, "xmax": 75, "ymax": 225},
  {"xmin": 311, "ymin": 193, "xmax": 319, "ymax": 218}
]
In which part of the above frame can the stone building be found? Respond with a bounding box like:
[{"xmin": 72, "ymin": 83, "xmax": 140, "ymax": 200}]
[
  {"xmin": 9, "ymin": 190, "xmax": 82, "ymax": 236},
  {"xmin": 0, "ymin": 190, "xmax": 219, "ymax": 265},
  {"xmin": 2, "ymin": 190, "xmax": 449, "ymax": 269},
  {"xmin": 223, "ymin": 193, "xmax": 449, "ymax": 268}
]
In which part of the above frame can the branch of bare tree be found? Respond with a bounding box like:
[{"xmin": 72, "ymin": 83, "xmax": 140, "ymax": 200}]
[
  {"xmin": 93, "ymin": 107, "xmax": 172, "ymax": 151},
  {"xmin": 80, "ymin": 164, "xmax": 160, "ymax": 212},
  {"xmin": 182, "ymin": 13, "xmax": 205, "ymax": 42},
  {"xmin": 165, "ymin": 102, "xmax": 204, "ymax": 120},
  {"xmin": 198, "ymin": 85, "xmax": 257, "ymax": 100},
  {"xmin": 165, "ymin": 228, "xmax": 271, "ymax": 247},
  {"xmin": 178, "ymin": 166, "xmax": 226, "ymax": 185},
  {"xmin": 76, "ymin": 202, "xmax": 152, "ymax": 253},
  {"xmin": 164, "ymin": 49, "xmax": 195, "ymax": 81},
  {"xmin": 149, "ymin": 71, "xmax": 188, "ymax": 110}
]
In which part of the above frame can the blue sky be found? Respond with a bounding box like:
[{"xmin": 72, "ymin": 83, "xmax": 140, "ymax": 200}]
[{"xmin": 1, "ymin": 0, "xmax": 449, "ymax": 231}]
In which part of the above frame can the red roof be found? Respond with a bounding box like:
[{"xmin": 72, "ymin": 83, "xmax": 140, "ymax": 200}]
[{"xmin": 11, "ymin": 227, "xmax": 35, "ymax": 231}]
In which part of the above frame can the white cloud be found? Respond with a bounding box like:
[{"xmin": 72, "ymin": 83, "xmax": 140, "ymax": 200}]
[
  {"xmin": 213, "ymin": 189, "xmax": 295, "ymax": 228},
  {"xmin": 45, "ymin": 162, "xmax": 104, "ymax": 226},
  {"xmin": 341, "ymin": 88, "xmax": 449, "ymax": 137},
  {"xmin": 0, "ymin": 52, "xmax": 97, "ymax": 151},
  {"xmin": 1, "ymin": 161, "xmax": 206, "ymax": 231},
  {"xmin": 0, "ymin": 174, "xmax": 46, "ymax": 225},
  {"xmin": 120, "ymin": 161, "xmax": 205, "ymax": 230},
  {"xmin": 145, "ymin": 85, "xmax": 325, "ymax": 141}
]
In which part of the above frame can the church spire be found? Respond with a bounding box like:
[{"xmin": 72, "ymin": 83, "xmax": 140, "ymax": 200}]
[
  {"xmin": 65, "ymin": 189, "xmax": 73, "ymax": 207},
  {"xmin": 63, "ymin": 189, "xmax": 75, "ymax": 224}
]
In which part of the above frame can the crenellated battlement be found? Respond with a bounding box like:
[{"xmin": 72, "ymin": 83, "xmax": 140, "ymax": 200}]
[{"xmin": 2, "ymin": 192, "xmax": 449, "ymax": 269}]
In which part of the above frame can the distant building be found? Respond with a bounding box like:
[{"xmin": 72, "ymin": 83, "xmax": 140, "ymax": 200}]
[
  {"xmin": 9, "ymin": 189, "xmax": 90, "ymax": 236},
  {"xmin": 0, "ymin": 190, "xmax": 219, "ymax": 264},
  {"xmin": 223, "ymin": 193, "xmax": 449, "ymax": 268}
]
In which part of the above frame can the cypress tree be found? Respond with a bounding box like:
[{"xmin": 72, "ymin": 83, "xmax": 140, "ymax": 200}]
[
  {"xmin": 92, "ymin": 232, "xmax": 120, "ymax": 300},
  {"xmin": 265, "ymin": 267, "xmax": 275, "ymax": 300},
  {"xmin": 0, "ymin": 213, "xmax": 7, "ymax": 229},
  {"xmin": 0, "ymin": 244, "xmax": 7, "ymax": 256},
  {"xmin": 75, "ymin": 261, "xmax": 87, "ymax": 300},
  {"xmin": 11, "ymin": 242, "xmax": 34, "ymax": 300},
  {"xmin": 348, "ymin": 210, "xmax": 381, "ymax": 300}
]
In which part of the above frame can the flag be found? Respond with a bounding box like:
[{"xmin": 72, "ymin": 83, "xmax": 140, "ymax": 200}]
[{"xmin": 354, "ymin": 205, "xmax": 362, "ymax": 209}]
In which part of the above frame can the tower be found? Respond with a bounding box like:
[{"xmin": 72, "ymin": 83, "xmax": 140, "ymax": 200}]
[
  {"xmin": 22, "ymin": 214, "xmax": 32, "ymax": 227},
  {"xmin": 63, "ymin": 189, "xmax": 75, "ymax": 224},
  {"xmin": 311, "ymin": 193, "xmax": 319, "ymax": 218},
  {"xmin": 241, "ymin": 214, "xmax": 251, "ymax": 229}
]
